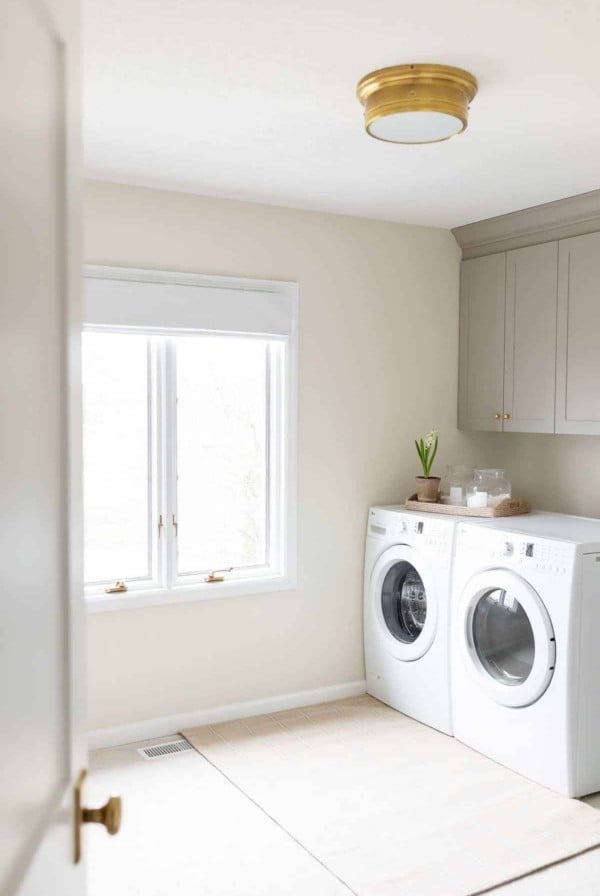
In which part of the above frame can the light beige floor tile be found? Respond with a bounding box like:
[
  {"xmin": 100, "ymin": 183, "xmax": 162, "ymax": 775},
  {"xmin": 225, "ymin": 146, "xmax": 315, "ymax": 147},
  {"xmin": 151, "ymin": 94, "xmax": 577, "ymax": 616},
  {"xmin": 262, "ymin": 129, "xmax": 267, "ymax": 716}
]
[
  {"xmin": 88, "ymin": 738, "xmax": 351, "ymax": 896},
  {"xmin": 241, "ymin": 714, "xmax": 286, "ymax": 733}
]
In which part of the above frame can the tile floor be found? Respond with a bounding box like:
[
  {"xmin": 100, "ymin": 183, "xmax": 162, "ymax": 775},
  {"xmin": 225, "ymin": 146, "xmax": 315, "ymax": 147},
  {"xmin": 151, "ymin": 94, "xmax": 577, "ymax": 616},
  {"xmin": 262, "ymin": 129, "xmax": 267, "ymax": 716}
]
[{"xmin": 88, "ymin": 731, "xmax": 600, "ymax": 896}]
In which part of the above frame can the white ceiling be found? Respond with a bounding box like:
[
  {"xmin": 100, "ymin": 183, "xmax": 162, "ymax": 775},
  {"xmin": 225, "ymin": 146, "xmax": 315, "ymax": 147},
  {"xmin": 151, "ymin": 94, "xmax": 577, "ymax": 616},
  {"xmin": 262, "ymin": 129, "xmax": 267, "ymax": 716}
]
[{"xmin": 84, "ymin": 0, "xmax": 600, "ymax": 228}]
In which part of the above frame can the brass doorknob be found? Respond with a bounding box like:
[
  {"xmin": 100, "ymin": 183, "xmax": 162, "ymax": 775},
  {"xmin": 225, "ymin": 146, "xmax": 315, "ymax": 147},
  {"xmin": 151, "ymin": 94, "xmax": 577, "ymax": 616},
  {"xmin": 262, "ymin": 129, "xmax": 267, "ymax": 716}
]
[
  {"xmin": 83, "ymin": 796, "xmax": 122, "ymax": 834},
  {"xmin": 503, "ymin": 413, "xmax": 511, "ymax": 420},
  {"xmin": 494, "ymin": 413, "xmax": 501, "ymax": 420},
  {"xmin": 74, "ymin": 769, "xmax": 122, "ymax": 863}
]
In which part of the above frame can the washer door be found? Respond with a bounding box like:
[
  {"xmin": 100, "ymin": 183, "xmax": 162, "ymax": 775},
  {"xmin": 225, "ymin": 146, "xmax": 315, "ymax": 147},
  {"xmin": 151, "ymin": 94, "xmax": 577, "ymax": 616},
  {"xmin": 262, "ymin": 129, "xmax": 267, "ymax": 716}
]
[
  {"xmin": 458, "ymin": 569, "xmax": 556, "ymax": 708},
  {"xmin": 369, "ymin": 544, "xmax": 438, "ymax": 661}
]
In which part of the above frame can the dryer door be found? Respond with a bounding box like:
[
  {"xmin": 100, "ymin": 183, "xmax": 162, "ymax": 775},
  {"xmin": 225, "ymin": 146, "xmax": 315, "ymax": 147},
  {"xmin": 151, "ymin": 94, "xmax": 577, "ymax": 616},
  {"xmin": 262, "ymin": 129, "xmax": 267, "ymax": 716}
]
[
  {"xmin": 458, "ymin": 569, "xmax": 556, "ymax": 708},
  {"xmin": 369, "ymin": 544, "xmax": 438, "ymax": 661}
]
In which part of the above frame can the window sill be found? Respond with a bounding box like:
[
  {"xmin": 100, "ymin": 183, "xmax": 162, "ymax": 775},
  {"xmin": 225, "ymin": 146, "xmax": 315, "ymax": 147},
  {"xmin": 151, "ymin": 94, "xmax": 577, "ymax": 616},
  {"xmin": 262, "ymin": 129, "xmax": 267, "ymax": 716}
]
[{"xmin": 85, "ymin": 573, "xmax": 296, "ymax": 613}]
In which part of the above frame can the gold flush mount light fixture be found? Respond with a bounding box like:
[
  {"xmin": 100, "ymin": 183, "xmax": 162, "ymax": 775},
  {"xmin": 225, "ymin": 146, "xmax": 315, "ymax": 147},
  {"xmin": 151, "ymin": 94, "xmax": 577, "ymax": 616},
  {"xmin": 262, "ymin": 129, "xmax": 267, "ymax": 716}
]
[{"xmin": 356, "ymin": 63, "xmax": 478, "ymax": 144}]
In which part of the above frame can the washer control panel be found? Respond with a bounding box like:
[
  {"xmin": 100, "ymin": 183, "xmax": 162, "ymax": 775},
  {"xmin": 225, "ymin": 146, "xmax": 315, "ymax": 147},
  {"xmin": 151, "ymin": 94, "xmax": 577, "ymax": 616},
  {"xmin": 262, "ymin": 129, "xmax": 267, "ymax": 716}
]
[
  {"xmin": 368, "ymin": 508, "xmax": 454, "ymax": 555},
  {"xmin": 419, "ymin": 521, "xmax": 453, "ymax": 552},
  {"xmin": 457, "ymin": 526, "xmax": 574, "ymax": 576}
]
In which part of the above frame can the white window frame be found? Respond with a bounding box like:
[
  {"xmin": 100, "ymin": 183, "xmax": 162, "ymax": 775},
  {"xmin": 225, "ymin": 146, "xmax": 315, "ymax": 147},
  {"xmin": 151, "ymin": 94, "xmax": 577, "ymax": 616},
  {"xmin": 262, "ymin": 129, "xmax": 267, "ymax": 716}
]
[{"xmin": 84, "ymin": 266, "xmax": 298, "ymax": 613}]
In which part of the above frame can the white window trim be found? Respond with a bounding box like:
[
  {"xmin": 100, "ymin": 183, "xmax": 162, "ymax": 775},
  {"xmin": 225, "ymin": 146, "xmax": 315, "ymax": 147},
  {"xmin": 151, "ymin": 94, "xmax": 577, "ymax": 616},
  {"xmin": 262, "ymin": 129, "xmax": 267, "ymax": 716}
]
[{"xmin": 84, "ymin": 265, "xmax": 298, "ymax": 613}]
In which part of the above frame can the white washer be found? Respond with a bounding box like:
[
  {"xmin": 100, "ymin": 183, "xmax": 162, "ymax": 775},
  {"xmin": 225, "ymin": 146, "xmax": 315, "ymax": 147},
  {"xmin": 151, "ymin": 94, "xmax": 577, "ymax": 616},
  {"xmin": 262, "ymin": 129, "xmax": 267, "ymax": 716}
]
[
  {"xmin": 364, "ymin": 504, "xmax": 462, "ymax": 735},
  {"xmin": 452, "ymin": 513, "xmax": 600, "ymax": 797}
]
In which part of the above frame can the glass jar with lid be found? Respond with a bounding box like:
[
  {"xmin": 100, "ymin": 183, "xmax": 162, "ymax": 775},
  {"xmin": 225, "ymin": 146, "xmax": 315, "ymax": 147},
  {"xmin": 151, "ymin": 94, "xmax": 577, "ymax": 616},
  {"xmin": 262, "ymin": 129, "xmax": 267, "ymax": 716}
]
[
  {"xmin": 439, "ymin": 465, "xmax": 473, "ymax": 506},
  {"xmin": 467, "ymin": 469, "xmax": 511, "ymax": 509}
]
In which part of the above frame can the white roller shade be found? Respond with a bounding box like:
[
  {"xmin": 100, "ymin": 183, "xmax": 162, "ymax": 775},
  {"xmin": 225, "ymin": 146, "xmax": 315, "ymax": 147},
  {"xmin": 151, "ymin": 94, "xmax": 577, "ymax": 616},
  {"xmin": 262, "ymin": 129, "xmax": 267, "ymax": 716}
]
[{"xmin": 84, "ymin": 266, "xmax": 297, "ymax": 338}]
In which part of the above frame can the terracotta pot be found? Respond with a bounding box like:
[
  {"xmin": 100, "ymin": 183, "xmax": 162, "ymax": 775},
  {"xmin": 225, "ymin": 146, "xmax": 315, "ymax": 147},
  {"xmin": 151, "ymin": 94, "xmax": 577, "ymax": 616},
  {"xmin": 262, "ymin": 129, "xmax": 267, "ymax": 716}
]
[{"xmin": 415, "ymin": 476, "xmax": 441, "ymax": 503}]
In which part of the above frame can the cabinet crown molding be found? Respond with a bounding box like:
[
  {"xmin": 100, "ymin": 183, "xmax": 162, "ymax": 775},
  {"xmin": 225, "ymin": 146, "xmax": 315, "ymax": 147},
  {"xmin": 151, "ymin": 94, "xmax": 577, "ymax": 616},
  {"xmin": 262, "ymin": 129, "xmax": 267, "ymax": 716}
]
[{"xmin": 453, "ymin": 189, "xmax": 600, "ymax": 259}]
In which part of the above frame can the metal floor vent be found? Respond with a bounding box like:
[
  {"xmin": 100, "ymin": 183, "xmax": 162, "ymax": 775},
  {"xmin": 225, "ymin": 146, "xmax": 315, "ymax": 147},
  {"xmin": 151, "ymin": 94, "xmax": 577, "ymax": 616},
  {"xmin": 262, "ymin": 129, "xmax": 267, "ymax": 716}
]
[{"xmin": 137, "ymin": 738, "xmax": 195, "ymax": 760}]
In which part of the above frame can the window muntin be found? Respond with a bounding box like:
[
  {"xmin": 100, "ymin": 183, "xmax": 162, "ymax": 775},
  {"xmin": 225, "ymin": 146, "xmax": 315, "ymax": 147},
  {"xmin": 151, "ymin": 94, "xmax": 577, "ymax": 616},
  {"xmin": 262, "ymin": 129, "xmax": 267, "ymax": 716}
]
[
  {"xmin": 83, "ymin": 328, "xmax": 287, "ymax": 598},
  {"xmin": 174, "ymin": 334, "xmax": 269, "ymax": 578}
]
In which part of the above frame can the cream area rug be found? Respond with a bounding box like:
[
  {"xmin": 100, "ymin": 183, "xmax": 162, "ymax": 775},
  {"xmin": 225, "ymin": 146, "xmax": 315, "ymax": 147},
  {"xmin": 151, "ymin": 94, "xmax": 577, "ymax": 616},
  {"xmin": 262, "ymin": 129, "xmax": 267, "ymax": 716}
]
[{"xmin": 182, "ymin": 696, "xmax": 600, "ymax": 896}]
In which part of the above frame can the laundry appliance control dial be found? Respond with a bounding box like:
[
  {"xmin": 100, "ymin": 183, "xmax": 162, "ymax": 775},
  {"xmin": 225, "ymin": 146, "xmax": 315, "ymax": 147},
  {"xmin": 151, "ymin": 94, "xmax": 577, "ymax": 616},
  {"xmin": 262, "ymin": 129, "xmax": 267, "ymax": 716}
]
[{"xmin": 501, "ymin": 541, "xmax": 514, "ymax": 557}]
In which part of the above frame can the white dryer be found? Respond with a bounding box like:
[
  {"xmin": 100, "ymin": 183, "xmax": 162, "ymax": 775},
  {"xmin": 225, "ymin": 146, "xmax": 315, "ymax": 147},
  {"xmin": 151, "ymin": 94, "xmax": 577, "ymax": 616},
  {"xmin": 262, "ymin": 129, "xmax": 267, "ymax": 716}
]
[
  {"xmin": 451, "ymin": 513, "xmax": 600, "ymax": 797},
  {"xmin": 364, "ymin": 505, "xmax": 461, "ymax": 735}
]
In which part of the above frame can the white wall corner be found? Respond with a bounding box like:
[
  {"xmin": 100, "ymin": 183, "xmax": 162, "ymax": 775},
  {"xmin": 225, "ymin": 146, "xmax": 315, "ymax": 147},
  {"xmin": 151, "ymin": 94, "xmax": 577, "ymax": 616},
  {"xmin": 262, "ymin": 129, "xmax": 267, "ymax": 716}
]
[{"xmin": 88, "ymin": 680, "xmax": 367, "ymax": 750}]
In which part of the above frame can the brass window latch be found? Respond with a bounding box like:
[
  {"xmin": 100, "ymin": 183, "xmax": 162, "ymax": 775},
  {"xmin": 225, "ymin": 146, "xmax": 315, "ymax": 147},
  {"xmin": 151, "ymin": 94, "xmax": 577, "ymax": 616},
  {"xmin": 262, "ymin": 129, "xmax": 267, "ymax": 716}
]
[
  {"xmin": 205, "ymin": 567, "xmax": 233, "ymax": 583},
  {"xmin": 105, "ymin": 581, "xmax": 128, "ymax": 594}
]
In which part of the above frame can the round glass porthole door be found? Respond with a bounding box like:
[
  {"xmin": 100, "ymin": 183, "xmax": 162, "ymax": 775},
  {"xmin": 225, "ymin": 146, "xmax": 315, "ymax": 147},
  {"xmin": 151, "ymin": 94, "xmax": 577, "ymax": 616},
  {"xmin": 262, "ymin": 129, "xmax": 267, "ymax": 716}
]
[
  {"xmin": 381, "ymin": 562, "xmax": 427, "ymax": 644},
  {"xmin": 459, "ymin": 570, "xmax": 556, "ymax": 708},
  {"xmin": 370, "ymin": 545, "xmax": 437, "ymax": 661},
  {"xmin": 472, "ymin": 589, "xmax": 535, "ymax": 686}
]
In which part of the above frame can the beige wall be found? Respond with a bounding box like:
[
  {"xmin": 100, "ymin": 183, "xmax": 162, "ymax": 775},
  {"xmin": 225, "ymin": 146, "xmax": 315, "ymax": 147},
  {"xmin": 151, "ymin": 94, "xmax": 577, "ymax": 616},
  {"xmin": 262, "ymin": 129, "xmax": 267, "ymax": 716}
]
[
  {"xmin": 85, "ymin": 180, "xmax": 500, "ymax": 731},
  {"xmin": 487, "ymin": 433, "xmax": 600, "ymax": 519}
]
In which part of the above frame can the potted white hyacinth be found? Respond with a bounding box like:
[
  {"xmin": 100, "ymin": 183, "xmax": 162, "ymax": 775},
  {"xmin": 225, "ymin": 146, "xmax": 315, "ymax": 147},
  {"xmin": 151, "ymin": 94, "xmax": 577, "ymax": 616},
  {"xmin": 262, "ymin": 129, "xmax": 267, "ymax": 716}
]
[{"xmin": 414, "ymin": 429, "xmax": 440, "ymax": 502}]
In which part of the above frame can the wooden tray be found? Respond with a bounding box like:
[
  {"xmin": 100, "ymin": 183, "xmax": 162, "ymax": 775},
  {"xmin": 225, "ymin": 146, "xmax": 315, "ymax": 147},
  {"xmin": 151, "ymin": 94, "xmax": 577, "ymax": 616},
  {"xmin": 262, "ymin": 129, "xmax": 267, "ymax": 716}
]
[{"xmin": 405, "ymin": 495, "xmax": 531, "ymax": 518}]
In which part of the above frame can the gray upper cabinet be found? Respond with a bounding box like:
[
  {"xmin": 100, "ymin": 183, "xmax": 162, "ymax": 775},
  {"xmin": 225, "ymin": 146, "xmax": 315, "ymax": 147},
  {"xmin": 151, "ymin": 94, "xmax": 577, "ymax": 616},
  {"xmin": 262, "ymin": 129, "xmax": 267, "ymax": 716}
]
[
  {"xmin": 458, "ymin": 254, "xmax": 506, "ymax": 431},
  {"xmin": 458, "ymin": 244, "xmax": 559, "ymax": 434},
  {"xmin": 556, "ymin": 232, "xmax": 600, "ymax": 434},
  {"xmin": 504, "ymin": 242, "xmax": 558, "ymax": 433}
]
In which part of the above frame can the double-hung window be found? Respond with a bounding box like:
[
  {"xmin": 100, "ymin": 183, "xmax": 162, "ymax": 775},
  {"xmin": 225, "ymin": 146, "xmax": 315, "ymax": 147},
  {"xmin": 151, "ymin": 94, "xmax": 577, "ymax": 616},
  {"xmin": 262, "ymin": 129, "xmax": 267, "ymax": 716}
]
[{"xmin": 83, "ymin": 267, "xmax": 297, "ymax": 611}]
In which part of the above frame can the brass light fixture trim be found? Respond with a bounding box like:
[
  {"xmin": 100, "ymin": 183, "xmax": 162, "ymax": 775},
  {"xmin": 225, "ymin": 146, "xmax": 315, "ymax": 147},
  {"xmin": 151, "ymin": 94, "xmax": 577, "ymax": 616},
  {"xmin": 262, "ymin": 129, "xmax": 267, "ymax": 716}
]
[{"xmin": 356, "ymin": 63, "xmax": 478, "ymax": 144}]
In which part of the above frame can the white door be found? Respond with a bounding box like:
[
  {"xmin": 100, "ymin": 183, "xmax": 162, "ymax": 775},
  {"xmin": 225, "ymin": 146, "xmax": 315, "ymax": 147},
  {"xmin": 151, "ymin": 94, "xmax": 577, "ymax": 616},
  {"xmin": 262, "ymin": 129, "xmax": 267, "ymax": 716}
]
[
  {"xmin": 368, "ymin": 545, "xmax": 438, "ymax": 661},
  {"xmin": 0, "ymin": 0, "xmax": 91, "ymax": 893},
  {"xmin": 457, "ymin": 570, "xmax": 556, "ymax": 708}
]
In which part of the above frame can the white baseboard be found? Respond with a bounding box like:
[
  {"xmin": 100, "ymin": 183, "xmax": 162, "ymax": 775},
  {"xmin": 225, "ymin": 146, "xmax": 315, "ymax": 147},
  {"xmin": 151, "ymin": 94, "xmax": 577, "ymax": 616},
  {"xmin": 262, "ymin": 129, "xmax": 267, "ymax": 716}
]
[{"xmin": 88, "ymin": 680, "xmax": 367, "ymax": 750}]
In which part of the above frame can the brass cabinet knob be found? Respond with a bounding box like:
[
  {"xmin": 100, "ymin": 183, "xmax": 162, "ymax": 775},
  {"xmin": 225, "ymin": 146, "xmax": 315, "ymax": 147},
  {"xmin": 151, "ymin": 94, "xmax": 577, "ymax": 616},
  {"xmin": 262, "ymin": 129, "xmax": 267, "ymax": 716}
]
[
  {"xmin": 494, "ymin": 413, "xmax": 501, "ymax": 420},
  {"xmin": 83, "ymin": 796, "xmax": 122, "ymax": 834},
  {"xmin": 503, "ymin": 413, "xmax": 511, "ymax": 420},
  {"xmin": 74, "ymin": 769, "xmax": 122, "ymax": 863}
]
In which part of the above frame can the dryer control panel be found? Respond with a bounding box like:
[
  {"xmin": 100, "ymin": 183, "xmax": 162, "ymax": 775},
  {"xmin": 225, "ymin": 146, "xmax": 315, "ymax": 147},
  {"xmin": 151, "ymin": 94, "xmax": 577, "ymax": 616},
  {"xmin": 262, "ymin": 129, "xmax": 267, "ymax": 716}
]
[{"xmin": 518, "ymin": 540, "xmax": 573, "ymax": 576}]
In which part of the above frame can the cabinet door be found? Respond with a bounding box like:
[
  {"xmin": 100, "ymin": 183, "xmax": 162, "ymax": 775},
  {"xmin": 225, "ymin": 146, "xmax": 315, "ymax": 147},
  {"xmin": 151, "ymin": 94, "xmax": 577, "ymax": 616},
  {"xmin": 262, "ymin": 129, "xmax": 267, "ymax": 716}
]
[
  {"xmin": 458, "ymin": 254, "xmax": 506, "ymax": 431},
  {"xmin": 556, "ymin": 232, "xmax": 600, "ymax": 434},
  {"xmin": 503, "ymin": 242, "xmax": 558, "ymax": 433}
]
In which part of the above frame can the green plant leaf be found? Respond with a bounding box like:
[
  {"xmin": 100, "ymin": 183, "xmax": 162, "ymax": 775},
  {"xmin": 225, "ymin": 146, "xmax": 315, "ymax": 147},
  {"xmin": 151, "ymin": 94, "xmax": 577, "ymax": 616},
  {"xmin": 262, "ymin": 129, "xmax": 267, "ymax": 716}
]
[
  {"xmin": 428, "ymin": 437, "xmax": 438, "ymax": 475},
  {"xmin": 415, "ymin": 439, "xmax": 427, "ymax": 476},
  {"xmin": 415, "ymin": 433, "xmax": 440, "ymax": 478}
]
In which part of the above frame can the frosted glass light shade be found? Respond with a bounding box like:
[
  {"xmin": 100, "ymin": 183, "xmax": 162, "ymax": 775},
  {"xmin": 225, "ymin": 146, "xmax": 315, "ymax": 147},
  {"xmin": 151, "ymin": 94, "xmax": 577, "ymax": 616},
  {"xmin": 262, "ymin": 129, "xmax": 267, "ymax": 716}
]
[
  {"xmin": 368, "ymin": 110, "xmax": 464, "ymax": 144},
  {"xmin": 357, "ymin": 64, "xmax": 478, "ymax": 145}
]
